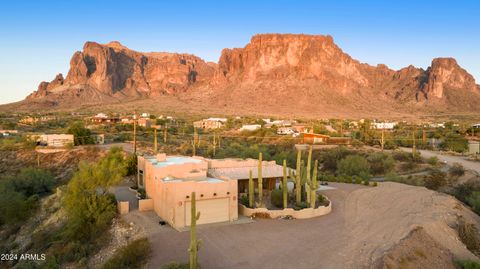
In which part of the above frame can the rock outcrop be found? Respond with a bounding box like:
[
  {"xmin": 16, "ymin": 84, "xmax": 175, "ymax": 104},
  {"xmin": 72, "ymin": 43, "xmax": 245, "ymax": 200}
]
[{"xmin": 21, "ymin": 34, "xmax": 480, "ymax": 115}]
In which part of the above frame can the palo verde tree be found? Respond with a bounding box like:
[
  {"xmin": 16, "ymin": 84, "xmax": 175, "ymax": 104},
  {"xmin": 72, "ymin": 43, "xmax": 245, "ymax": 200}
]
[
  {"xmin": 67, "ymin": 121, "xmax": 94, "ymax": 145},
  {"xmin": 63, "ymin": 147, "xmax": 127, "ymax": 241}
]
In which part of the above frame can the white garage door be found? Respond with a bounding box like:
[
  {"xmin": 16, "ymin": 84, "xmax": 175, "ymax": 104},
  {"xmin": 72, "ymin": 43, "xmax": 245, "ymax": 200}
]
[{"xmin": 185, "ymin": 198, "xmax": 229, "ymax": 226}]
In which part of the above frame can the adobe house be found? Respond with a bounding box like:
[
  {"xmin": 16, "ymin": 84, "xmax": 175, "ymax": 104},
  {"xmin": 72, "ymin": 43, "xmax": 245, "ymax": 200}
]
[
  {"xmin": 302, "ymin": 133, "xmax": 352, "ymax": 145},
  {"xmin": 207, "ymin": 158, "xmax": 286, "ymax": 194},
  {"xmin": 137, "ymin": 154, "xmax": 238, "ymax": 230}
]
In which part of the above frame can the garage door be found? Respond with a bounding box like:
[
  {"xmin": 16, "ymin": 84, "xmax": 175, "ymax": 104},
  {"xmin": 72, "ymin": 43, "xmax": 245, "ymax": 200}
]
[{"xmin": 185, "ymin": 198, "xmax": 229, "ymax": 226}]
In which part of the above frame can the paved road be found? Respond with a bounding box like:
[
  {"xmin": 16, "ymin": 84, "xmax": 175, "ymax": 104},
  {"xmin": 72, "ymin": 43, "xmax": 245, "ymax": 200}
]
[
  {"xmin": 399, "ymin": 147, "xmax": 480, "ymax": 174},
  {"xmin": 142, "ymin": 183, "xmax": 366, "ymax": 269}
]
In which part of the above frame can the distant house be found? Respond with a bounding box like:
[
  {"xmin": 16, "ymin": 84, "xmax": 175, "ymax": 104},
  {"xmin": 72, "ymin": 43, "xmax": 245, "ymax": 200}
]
[
  {"xmin": 263, "ymin": 119, "xmax": 296, "ymax": 128},
  {"xmin": 372, "ymin": 122, "xmax": 397, "ymax": 130},
  {"xmin": 472, "ymin": 124, "xmax": 480, "ymax": 129},
  {"xmin": 138, "ymin": 118, "xmax": 152, "ymax": 128},
  {"xmin": 302, "ymin": 133, "xmax": 352, "ymax": 145},
  {"xmin": 277, "ymin": 127, "xmax": 296, "ymax": 135},
  {"xmin": 193, "ymin": 118, "xmax": 227, "ymax": 129},
  {"xmin": 92, "ymin": 113, "xmax": 120, "ymax": 124},
  {"xmin": 469, "ymin": 140, "xmax": 480, "ymax": 155},
  {"xmin": 239, "ymin": 124, "xmax": 261, "ymax": 132},
  {"xmin": 0, "ymin": 130, "xmax": 18, "ymax": 137},
  {"xmin": 30, "ymin": 134, "xmax": 74, "ymax": 147}
]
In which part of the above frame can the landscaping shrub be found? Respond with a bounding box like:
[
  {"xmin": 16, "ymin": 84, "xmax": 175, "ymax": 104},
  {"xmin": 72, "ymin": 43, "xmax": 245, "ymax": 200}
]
[
  {"xmin": 393, "ymin": 151, "xmax": 411, "ymax": 162},
  {"xmin": 449, "ymin": 163, "xmax": 466, "ymax": 177},
  {"xmin": 161, "ymin": 262, "xmax": 189, "ymax": 269},
  {"xmin": 354, "ymin": 177, "xmax": 362, "ymax": 184},
  {"xmin": 337, "ymin": 155, "xmax": 370, "ymax": 177},
  {"xmin": 239, "ymin": 195, "xmax": 249, "ymax": 207},
  {"xmin": 372, "ymin": 182, "xmax": 378, "ymax": 187},
  {"xmin": 317, "ymin": 195, "xmax": 329, "ymax": 207},
  {"xmin": 456, "ymin": 260, "xmax": 480, "ymax": 269},
  {"xmin": 270, "ymin": 188, "xmax": 283, "ymax": 208},
  {"xmin": 424, "ymin": 169, "xmax": 447, "ymax": 190},
  {"xmin": 293, "ymin": 201, "xmax": 309, "ymax": 210},
  {"xmin": 125, "ymin": 154, "xmax": 138, "ymax": 176},
  {"xmin": 367, "ymin": 152, "xmax": 395, "ymax": 175},
  {"xmin": 101, "ymin": 238, "xmax": 151, "ymax": 269},
  {"xmin": 467, "ymin": 192, "xmax": 480, "ymax": 215},
  {"xmin": 137, "ymin": 188, "xmax": 146, "ymax": 199}
]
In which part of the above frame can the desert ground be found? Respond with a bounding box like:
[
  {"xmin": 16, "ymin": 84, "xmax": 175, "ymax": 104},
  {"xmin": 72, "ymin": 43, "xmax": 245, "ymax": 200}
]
[{"xmin": 117, "ymin": 182, "xmax": 479, "ymax": 269}]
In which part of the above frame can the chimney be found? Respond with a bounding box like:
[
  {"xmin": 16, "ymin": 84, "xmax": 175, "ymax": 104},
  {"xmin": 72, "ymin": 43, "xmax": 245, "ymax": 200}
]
[{"xmin": 156, "ymin": 153, "xmax": 167, "ymax": 162}]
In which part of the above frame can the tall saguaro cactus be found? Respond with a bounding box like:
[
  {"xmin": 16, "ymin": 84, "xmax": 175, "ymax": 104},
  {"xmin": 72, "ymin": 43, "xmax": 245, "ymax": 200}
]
[
  {"xmin": 189, "ymin": 192, "xmax": 201, "ymax": 269},
  {"xmin": 310, "ymin": 160, "xmax": 318, "ymax": 208},
  {"xmin": 258, "ymin": 152, "xmax": 263, "ymax": 207},
  {"xmin": 248, "ymin": 170, "xmax": 254, "ymax": 208},
  {"xmin": 282, "ymin": 160, "xmax": 288, "ymax": 209},
  {"xmin": 295, "ymin": 150, "xmax": 302, "ymax": 204},
  {"xmin": 306, "ymin": 146, "xmax": 313, "ymax": 203}
]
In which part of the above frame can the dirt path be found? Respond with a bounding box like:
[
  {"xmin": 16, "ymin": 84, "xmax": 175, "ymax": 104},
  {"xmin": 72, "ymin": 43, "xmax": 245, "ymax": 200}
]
[{"xmin": 399, "ymin": 147, "xmax": 480, "ymax": 174}]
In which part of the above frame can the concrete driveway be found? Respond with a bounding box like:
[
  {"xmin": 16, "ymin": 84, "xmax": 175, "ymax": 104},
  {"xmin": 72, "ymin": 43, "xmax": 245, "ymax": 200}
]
[
  {"xmin": 145, "ymin": 183, "xmax": 366, "ymax": 269},
  {"xmin": 399, "ymin": 147, "xmax": 480, "ymax": 174}
]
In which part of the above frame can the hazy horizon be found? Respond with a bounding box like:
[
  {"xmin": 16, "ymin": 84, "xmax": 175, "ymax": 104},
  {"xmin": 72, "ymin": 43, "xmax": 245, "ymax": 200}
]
[{"xmin": 1, "ymin": 0, "xmax": 479, "ymax": 104}]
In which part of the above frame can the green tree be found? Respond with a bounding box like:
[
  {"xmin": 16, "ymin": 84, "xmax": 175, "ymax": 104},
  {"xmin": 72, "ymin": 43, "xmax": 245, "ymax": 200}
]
[
  {"xmin": 67, "ymin": 121, "xmax": 94, "ymax": 145},
  {"xmin": 63, "ymin": 148, "xmax": 127, "ymax": 241},
  {"xmin": 440, "ymin": 133, "xmax": 468, "ymax": 153},
  {"xmin": 337, "ymin": 155, "xmax": 370, "ymax": 177},
  {"xmin": 4, "ymin": 167, "xmax": 55, "ymax": 197}
]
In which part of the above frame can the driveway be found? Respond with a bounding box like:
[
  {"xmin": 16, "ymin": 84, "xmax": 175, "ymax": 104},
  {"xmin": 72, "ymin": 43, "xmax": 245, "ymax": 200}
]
[
  {"xmin": 399, "ymin": 147, "xmax": 480, "ymax": 174},
  {"xmin": 144, "ymin": 183, "xmax": 366, "ymax": 269},
  {"xmin": 111, "ymin": 183, "xmax": 138, "ymax": 210}
]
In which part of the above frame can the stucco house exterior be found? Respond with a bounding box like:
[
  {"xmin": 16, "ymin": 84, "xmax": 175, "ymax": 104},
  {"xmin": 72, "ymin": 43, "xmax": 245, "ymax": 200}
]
[{"xmin": 137, "ymin": 154, "xmax": 238, "ymax": 230}]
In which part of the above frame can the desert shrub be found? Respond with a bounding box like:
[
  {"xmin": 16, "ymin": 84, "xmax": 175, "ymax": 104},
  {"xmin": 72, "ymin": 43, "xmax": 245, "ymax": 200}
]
[
  {"xmin": 337, "ymin": 155, "xmax": 370, "ymax": 177},
  {"xmin": 400, "ymin": 160, "xmax": 418, "ymax": 171},
  {"xmin": 372, "ymin": 182, "xmax": 378, "ymax": 187},
  {"xmin": 101, "ymin": 238, "xmax": 151, "ymax": 269},
  {"xmin": 452, "ymin": 181, "xmax": 480, "ymax": 205},
  {"xmin": 161, "ymin": 262, "xmax": 189, "ymax": 269},
  {"xmin": 458, "ymin": 217, "xmax": 480, "ymax": 256},
  {"xmin": 385, "ymin": 171, "xmax": 401, "ymax": 182},
  {"xmin": 239, "ymin": 195, "xmax": 249, "ymax": 207},
  {"xmin": 354, "ymin": 177, "xmax": 362, "ymax": 184},
  {"xmin": 293, "ymin": 201, "xmax": 309, "ymax": 211},
  {"xmin": 363, "ymin": 178, "xmax": 370, "ymax": 186},
  {"xmin": 427, "ymin": 156, "xmax": 439, "ymax": 166},
  {"xmin": 424, "ymin": 169, "xmax": 447, "ymax": 190},
  {"xmin": 456, "ymin": 259, "xmax": 480, "ymax": 269},
  {"xmin": 393, "ymin": 151, "xmax": 411, "ymax": 162},
  {"xmin": 4, "ymin": 167, "xmax": 55, "ymax": 197},
  {"xmin": 467, "ymin": 192, "xmax": 480, "ymax": 215},
  {"xmin": 367, "ymin": 152, "xmax": 395, "ymax": 175},
  {"xmin": 0, "ymin": 186, "xmax": 36, "ymax": 226},
  {"xmin": 319, "ymin": 147, "xmax": 353, "ymax": 172},
  {"xmin": 449, "ymin": 163, "xmax": 466, "ymax": 177},
  {"xmin": 270, "ymin": 188, "xmax": 283, "ymax": 208}
]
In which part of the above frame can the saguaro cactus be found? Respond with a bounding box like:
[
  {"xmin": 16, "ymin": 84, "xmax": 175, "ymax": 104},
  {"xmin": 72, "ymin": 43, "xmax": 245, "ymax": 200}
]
[
  {"xmin": 306, "ymin": 146, "xmax": 313, "ymax": 203},
  {"xmin": 248, "ymin": 170, "xmax": 254, "ymax": 208},
  {"xmin": 258, "ymin": 152, "xmax": 263, "ymax": 207},
  {"xmin": 310, "ymin": 160, "xmax": 318, "ymax": 208},
  {"xmin": 282, "ymin": 160, "xmax": 288, "ymax": 209},
  {"xmin": 189, "ymin": 192, "xmax": 201, "ymax": 269},
  {"xmin": 295, "ymin": 150, "xmax": 302, "ymax": 204}
]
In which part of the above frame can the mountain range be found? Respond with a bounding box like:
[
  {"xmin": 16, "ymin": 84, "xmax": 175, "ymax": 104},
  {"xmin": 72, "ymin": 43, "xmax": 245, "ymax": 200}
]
[{"xmin": 4, "ymin": 34, "xmax": 480, "ymax": 118}]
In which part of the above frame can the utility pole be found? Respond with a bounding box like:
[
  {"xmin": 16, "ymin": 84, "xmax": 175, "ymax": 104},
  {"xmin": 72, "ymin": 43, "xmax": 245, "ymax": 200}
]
[
  {"xmin": 154, "ymin": 128, "xmax": 158, "ymax": 153},
  {"xmin": 412, "ymin": 130, "xmax": 417, "ymax": 156},
  {"xmin": 212, "ymin": 132, "xmax": 217, "ymax": 157},
  {"xmin": 163, "ymin": 123, "xmax": 168, "ymax": 144},
  {"xmin": 381, "ymin": 129, "xmax": 385, "ymax": 151},
  {"xmin": 133, "ymin": 111, "xmax": 137, "ymax": 154}
]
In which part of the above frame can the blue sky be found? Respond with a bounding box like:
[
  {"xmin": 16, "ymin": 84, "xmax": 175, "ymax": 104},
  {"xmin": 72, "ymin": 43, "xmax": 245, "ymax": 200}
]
[{"xmin": 0, "ymin": 0, "xmax": 479, "ymax": 104}]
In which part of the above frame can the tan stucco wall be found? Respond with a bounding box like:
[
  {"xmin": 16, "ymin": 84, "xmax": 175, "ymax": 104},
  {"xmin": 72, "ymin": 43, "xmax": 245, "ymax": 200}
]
[
  {"xmin": 118, "ymin": 201, "xmax": 129, "ymax": 215},
  {"xmin": 139, "ymin": 199, "xmax": 154, "ymax": 211},
  {"xmin": 238, "ymin": 200, "xmax": 332, "ymax": 219}
]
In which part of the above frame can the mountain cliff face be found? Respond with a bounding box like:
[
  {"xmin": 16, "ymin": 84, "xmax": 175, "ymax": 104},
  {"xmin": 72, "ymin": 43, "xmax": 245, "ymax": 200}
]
[{"xmin": 22, "ymin": 34, "xmax": 480, "ymax": 116}]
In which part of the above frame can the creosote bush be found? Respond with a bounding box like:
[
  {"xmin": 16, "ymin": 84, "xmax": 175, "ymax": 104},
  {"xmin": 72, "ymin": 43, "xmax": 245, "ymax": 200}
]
[{"xmin": 101, "ymin": 238, "xmax": 151, "ymax": 269}]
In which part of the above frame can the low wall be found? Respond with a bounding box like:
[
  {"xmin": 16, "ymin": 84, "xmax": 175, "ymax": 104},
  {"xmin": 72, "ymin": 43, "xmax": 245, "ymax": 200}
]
[
  {"xmin": 139, "ymin": 199, "xmax": 154, "ymax": 211},
  {"xmin": 239, "ymin": 200, "xmax": 332, "ymax": 219},
  {"xmin": 118, "ymin": 201, "xmax": 129, "ymax": 215}
]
